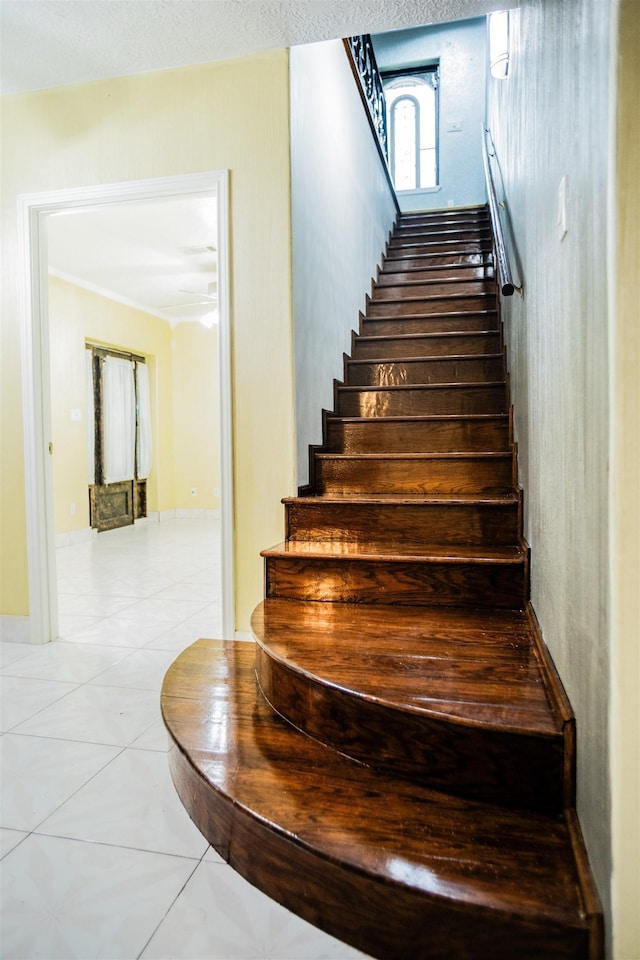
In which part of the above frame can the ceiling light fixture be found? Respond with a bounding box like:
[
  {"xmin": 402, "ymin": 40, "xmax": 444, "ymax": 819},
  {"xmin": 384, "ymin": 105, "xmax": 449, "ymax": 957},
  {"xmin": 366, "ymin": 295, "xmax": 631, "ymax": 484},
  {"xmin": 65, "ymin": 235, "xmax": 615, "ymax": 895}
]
[
  {"xmin": 489, "ymin": 11, "xmax": 510, "ymax": 80},
  {"xmin": 200, "ymin": 310, "xmax": 219, "ymax": 328}
]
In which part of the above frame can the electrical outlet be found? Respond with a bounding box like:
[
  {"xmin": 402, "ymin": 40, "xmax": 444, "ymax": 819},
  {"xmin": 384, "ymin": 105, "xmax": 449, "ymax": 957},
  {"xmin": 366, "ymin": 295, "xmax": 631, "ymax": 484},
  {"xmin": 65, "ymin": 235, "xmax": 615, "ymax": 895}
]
[
  {"xmin": 70, "ymin": 501, "xmax": 76, "ymax": 516},
  {"xmin": 213, "ymin": 487, "xmax": 220, "ymax": 497},
  {"xmin": 190, "ymin": 487, "xmax": 197, "ymax": 497}
]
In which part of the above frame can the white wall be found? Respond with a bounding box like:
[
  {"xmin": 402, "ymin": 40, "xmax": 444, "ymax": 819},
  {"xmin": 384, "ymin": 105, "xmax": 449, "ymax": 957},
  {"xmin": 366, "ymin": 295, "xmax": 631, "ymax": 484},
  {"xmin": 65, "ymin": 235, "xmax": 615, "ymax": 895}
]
[
  {"xmin": 373, "ymin": 18, "xmax": 488, "ymax": 212},
  {"xmin": 486, "ymin": 0, "xmax": 615, "ymax": 942},
  {"xmin": 290, "ymin": 40, "xmax": 397, "ymax": 487}
]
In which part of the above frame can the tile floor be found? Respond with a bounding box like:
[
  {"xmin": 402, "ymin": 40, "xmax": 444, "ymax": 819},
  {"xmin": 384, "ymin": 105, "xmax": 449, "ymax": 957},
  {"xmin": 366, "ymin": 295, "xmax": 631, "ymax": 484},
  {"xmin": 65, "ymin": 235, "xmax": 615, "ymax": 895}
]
[{"xmin": 0, "ymin": 518, "xmax": 366, "ymax": 960}]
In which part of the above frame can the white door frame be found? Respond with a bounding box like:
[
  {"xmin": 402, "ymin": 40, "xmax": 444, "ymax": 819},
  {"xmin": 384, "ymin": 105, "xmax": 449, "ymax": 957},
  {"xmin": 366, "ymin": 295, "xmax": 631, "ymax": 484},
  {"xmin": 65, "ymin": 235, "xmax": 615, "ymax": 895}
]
[{"xmin": 17, "ymin": 171, "xmax": 235, "ymax": 642}]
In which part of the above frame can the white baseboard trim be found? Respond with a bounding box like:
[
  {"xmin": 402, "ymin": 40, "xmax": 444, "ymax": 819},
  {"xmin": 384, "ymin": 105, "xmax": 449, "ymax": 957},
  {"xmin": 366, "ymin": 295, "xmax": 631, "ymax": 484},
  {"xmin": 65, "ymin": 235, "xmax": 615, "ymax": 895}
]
[
  {"xmin": 234, "ymin": 631, "xmax": 254, "ymax": 642},
  {"xmin": 0, "ymin": 615, "xmax": 33, "ymax": 644},
  {"xmin": 55, "ymin": 527, "xmax": 94, "ymax": 549},
  {"xmin": 175, "ymin": 509, "xmax": 221, "ymax": 520}
]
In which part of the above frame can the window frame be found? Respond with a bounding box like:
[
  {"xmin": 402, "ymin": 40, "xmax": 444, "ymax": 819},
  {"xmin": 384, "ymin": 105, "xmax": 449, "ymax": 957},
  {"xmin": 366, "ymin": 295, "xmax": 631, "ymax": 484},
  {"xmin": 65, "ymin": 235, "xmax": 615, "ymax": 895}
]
[{"xmin": 382, "ymin": 64, "xmax": 440, "ymax": 193}]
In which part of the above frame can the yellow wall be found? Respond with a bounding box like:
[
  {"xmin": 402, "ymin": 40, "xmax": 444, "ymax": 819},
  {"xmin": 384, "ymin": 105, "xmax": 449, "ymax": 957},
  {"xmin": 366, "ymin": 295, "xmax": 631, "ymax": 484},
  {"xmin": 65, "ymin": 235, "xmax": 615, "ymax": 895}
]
[
  {"xmin": 172, "ymin": 321, "xmax": 220, "ymax": 511},
  {"xmin": 0, "ymin": 51, "xmax": 294, "ymax": 631},
  {"xmin": 48, "ymin": 276, "xmax": 176, "ymax": 532},
  {"xmin": 611, "ymin": 4, "xmax": 640, "ymax": 955}
]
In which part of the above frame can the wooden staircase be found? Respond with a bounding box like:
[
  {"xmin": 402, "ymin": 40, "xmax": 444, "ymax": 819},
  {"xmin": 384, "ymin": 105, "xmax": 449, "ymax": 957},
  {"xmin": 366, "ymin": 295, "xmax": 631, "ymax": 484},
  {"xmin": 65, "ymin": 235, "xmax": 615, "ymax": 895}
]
[{"xmin": 162, "ymin": 206, "xmax": 603, "ymax": 960}]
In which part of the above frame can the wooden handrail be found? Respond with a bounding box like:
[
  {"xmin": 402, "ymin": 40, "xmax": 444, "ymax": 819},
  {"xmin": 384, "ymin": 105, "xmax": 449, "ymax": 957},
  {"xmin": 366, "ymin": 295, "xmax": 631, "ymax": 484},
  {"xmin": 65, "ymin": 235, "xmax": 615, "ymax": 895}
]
[
  {"xmin": 344, "ymin": 37, "xmax": 400, "ymax": 214},
  {"xmin": 482, "ymin": 126, "xmax": 519, "ymax": 297}
]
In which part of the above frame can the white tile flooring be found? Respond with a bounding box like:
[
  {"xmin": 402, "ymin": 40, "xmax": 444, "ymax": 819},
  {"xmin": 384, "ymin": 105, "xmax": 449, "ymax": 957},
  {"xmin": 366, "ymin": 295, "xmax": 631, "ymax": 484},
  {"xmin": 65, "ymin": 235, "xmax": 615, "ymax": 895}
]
[{"xmin": 0, "ymin": 518, "xmax": 366, "ymax": 960}]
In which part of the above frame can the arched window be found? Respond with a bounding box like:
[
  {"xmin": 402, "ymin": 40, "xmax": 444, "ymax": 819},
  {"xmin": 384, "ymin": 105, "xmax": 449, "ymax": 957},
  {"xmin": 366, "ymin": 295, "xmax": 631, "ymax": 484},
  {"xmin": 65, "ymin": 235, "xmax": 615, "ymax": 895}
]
[{"xmin": 384, "ymin": 69, "xmax": 439, "ymax": 191}]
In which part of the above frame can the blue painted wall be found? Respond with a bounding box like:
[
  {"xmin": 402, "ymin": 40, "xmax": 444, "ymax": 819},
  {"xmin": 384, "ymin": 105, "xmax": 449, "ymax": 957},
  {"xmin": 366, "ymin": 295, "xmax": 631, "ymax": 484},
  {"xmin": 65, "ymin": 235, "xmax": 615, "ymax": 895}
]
[{"xmin": 372, "ymin": 18, "xmax": 488, "ymax": 212}]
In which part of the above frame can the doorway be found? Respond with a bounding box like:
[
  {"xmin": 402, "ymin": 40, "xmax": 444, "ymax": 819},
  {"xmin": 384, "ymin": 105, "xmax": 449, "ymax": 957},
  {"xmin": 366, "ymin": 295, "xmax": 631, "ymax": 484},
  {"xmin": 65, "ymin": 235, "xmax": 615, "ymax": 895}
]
[{"xmin": 18, "ymin": 172, "xmax": 234, "ymax": 643}]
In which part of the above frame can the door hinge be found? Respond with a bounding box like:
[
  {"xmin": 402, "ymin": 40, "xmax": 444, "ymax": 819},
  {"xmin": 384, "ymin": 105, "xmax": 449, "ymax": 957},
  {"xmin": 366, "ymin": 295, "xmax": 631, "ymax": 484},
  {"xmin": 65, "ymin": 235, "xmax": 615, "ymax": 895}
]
[{"xmin": 48, "ymin": 442, "xmax": 53, "ymax": 455}]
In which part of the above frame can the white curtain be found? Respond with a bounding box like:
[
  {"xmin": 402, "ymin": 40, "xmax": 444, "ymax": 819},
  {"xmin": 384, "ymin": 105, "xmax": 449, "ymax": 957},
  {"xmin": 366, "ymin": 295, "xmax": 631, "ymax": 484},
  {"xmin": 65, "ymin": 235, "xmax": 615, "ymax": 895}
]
[
  {"xmin": 86, "ymin": 349, "xmax": 95, "ymax": 485},
  {"xmin": 135, "ymin": 362, "xmax": 153, "ymax": 480},
  {"xmin": 103, "ymin": 356, "xmax": 136, "ymax": 484}
]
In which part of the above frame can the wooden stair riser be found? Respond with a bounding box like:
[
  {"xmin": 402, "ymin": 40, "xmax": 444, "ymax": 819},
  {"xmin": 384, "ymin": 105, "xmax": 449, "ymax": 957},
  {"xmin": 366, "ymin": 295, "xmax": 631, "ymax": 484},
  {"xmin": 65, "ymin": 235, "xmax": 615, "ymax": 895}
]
[
  {"xmin": 284, "ymin": 498, "xmax": 521, "ymax": 547},
  {"xmin": 264, "ymin": 554, "xmax": 528, "ymax": 609},
  {"xmin": 399, "ymin": 208, "xmax": 488, "ymax": 225},
  {"xmin": 337, "ymin": 384, "xmax": 508, "ymax": 418},
  {"xmin": 314, "ymin": 454, "xmax": 515, "ymax": 495},
  {"xmin": 386, "ymin": 240, "xmax": 492, "ymax": 258},
  {"xmin": 361, "ymin": 312, "xmax": 499, "ymax": 336},
  {"xmin": 256, "ymin": 645, "xmax": 566, "ymax": 813},
  {"xmin": 389, "ymin": 230, "xmax": 492, "ymax": 248},
  {"xmin": 351, "ymin": 331, "xmax": 502, "ymax": 359},
  {"xmin": 324, "ymin": 415, "xmax": 511, "ymax": 453},
  {"xmin": 372, "ymin": 279, "xmax": 494, "ymax": 300},
  {"xmin": 377, "ymin": 264, "xmax": 493, "ymax": 284},
  {"xmin": 382, "ymin": 252, "xmax": 491, "ymax": 272},
  {"xmin": 366, "ymin": 294, "xmax": 495, "ymax": 319},
  {"xmin": 345, "ymin": 355, "xmax": 505, "ymax": 387},
  {"xmin": 390, "ymin": 223, "xmax": 490, "ymax": 239}
]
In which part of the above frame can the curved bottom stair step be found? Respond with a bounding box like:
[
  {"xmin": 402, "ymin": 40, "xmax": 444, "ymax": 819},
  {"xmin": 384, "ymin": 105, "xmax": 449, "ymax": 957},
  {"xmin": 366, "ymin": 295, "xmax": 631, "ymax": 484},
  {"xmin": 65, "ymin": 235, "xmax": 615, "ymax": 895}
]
[
  {"xmin": 162, "ymin": 639, "xmax": 603, "ymax": 960},
  {"xmin": 252, "ymin": 599, "xmax": 569, "ymax": 812}
]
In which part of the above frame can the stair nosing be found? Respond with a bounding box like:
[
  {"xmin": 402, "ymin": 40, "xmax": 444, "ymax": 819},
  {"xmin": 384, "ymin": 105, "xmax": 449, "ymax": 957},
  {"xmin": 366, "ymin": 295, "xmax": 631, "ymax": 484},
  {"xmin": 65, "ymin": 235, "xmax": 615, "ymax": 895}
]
[
  {"xmin": 338, "ymin": 381, "xmax": 506, "ymax": 393},
  {"xmin": 347, "ymin": 353, "xmax": 504, "ymax": 366},
  {"xmin": 263, "ymin": 541, "xmax": 526, "ymax": 564},
  {"xmin": 327, "ymin": 413, "xmax": 510, "ymax": 423},
  {"xmin": 362, "ymin": 309, "xmax": 498, "ymax": 322},
  {"xmin": 284, "ymin": 493, "xmax": 520, "ymax": 505}
]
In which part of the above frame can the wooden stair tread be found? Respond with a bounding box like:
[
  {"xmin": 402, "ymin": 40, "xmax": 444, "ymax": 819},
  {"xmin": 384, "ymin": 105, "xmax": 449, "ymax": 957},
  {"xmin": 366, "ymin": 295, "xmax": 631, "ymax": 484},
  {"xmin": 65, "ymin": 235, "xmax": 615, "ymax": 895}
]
[
  {"xmin": 347, "ymin": 352, "xmax": 503, "ymax": 364},
  {"xmin": 328, "ymin": 413, "xmax": 509, "ymax": 423},
  {"xmin": 262, "ymin": 540, "xmax": 525, "ymax": 563},
  {"xmin": 284, "ymin": 492, "xmax": 519, "ymax": 505},
  {"xmin": 163, "ymin": 640, "xmax": 596, "ymax": 960},
  {"xmin": 253, "ymin": 599, "xmax": 558, "ymax": 733},
  {"xmin": 354, "ymin": 330, "xmax": 500, "ymax": 342},
  {"xmin": 339, "ymin": 380, "xmax": 505, "ymax": 392},
  {"xmin": 315, "ymin": 451, "xmax": 511, "ymax": 460},
  {"xmin": 362, "ymin": 308, "xmax": 497, "ymax": 321}
]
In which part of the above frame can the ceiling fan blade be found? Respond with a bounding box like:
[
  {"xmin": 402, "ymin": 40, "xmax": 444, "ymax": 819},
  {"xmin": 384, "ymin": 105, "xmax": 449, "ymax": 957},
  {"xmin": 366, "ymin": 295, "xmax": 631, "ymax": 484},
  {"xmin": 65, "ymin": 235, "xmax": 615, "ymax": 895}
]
[
  {"xmin": 178, "ymin": 288, "xmax": 217, "ymax": 301},
  {"xmin": 159, "ymin": 299, "xmax": 215, "ymax": 309}
]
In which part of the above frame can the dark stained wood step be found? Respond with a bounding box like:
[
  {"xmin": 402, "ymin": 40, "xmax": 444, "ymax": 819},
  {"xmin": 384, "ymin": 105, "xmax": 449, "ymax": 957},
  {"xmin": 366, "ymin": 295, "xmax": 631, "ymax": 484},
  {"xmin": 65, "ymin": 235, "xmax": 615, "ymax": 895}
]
[
  {"xmin": 389, "ymin": 228, "xmax": 492, "ymax": 246},
  {"xmin": 372, "ymin": 278, "xmax": 494, "ymax": 300},
  {"xmin": 386, "ymin": 240, "xmax": 493, "ymax": 258},
  {"xmin": 399, "ymin": 206, "xmax": 488, "ymax": 223},
  {"xmin": 324, "ymin": 414, "xmax": 511, "ymax": 453},
  {"xmin": 163, "ymin": 640, "xmax": 602, "ymax": 960},
  {"xmin": 361, "ymin": 310, "xmax": 499, "ymax": 336},
  {"xmin": 313, "ymin": 452, "xmax": 515, "ymax": 495},
  {"xmin": 396, "ymin": 215, "xmax": 490, "ymax": 231},
  {"xmin": 382, "ymin": 251, "xmax": 492, "ymax": 273},
  {"xmin": 253, "ymin": 600, "xmax": 570, "ymax": 811},
  {"xmin": 336, "ymin": 383, "xmax": 508, "ymax": 418},
  {"xmin": 366, "ymin": 293, "xmax": 495, "ymax": 319},
  {"xmin": 351, "ymin": 330, "xmax": 502, "ymax": 359},
  {"xmin": 262, "ymin": 540, "xmax": 529, "ymax": 609},
  {"xmin": 345, "ymin": 354, "xmax": 505, "ymax": 386},
  {"xmin": 283, "ymin": 492, "xmax": 520, "ymax": 546},
  {"xmin": 394, "ymin": 218, "xmax": 489, "ymax": 233},
  {"xmin": 376, "ymin": 264, "xmax": 494, "ymax": 284}
]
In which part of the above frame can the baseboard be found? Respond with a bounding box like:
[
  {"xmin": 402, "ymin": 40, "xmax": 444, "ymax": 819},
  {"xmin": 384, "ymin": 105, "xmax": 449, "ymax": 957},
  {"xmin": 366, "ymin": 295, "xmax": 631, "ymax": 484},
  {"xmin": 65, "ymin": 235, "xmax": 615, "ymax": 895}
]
[
  {"xmin": 175, "ymin": 509, "xmax": 221, "ymax": 520},
  {"xmin": 234, "ymin": 631, "xmax": 254, "ymax": 642},
  {"xmin": 55, "ymin": 527, "xmax": 94, "ymax": 549},
  {"xmin": 0, "ymin": 615, "xmax": 32, "ymax": 644}
]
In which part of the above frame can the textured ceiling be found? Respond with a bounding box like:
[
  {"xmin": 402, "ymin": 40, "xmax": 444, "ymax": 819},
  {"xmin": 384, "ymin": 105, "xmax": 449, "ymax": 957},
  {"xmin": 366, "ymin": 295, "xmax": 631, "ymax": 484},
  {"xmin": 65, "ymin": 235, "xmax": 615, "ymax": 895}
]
[{"xmin": 0, "ymin": 0, "xmax": 506, "ymax": 95}]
